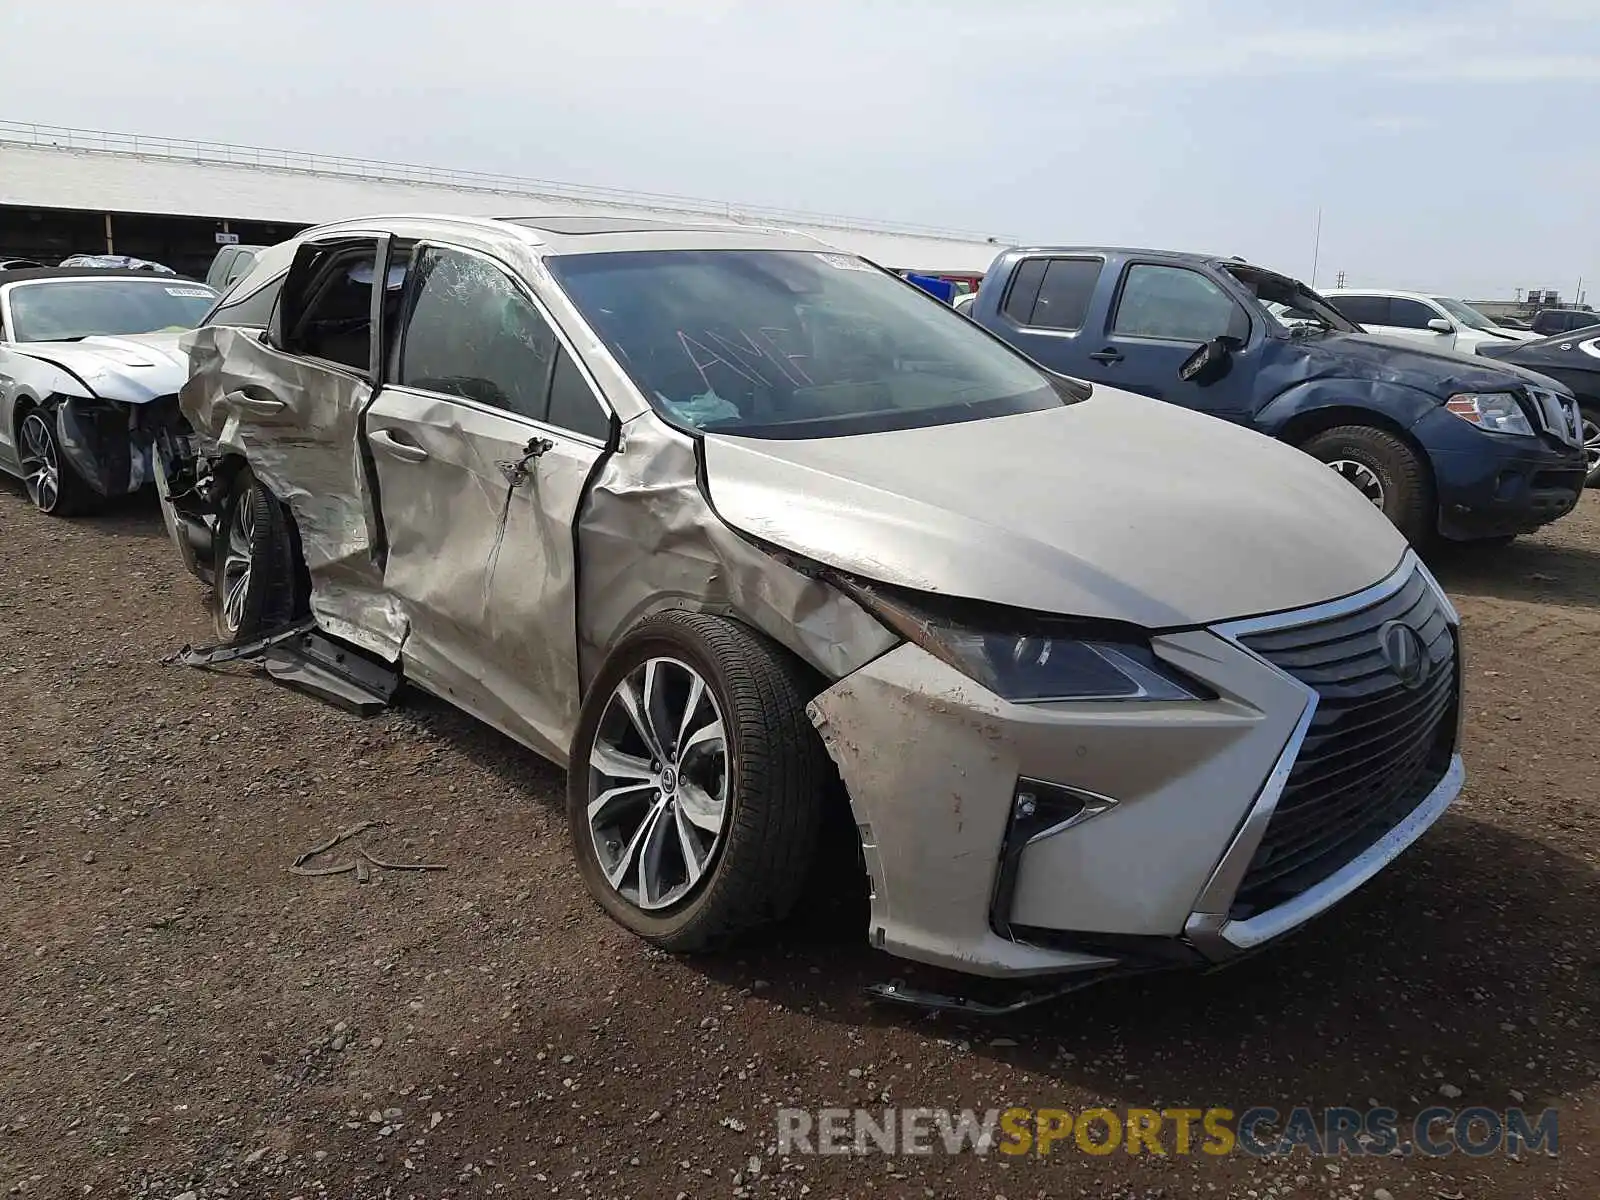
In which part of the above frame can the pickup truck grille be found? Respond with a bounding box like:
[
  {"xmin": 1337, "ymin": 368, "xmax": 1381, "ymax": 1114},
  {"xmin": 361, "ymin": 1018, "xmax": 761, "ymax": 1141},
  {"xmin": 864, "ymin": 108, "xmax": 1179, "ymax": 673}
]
[
  {"xmin": 1526, "ymin": 386, "xmax": 1583, "ymax": 448},
  {"xmin": 1230, "ymin": 567, "xmax": 1458, "ymax": 919}
]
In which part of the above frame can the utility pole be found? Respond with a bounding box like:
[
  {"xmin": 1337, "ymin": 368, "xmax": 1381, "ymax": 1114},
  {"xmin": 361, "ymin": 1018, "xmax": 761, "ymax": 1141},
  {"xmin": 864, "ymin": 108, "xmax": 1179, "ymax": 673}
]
[
  {"xmin": 1335, "ymin": 270, "xmax": 1347, "ymax": 289},
  {"xmin": 1310, "ymin": 207, "xmax": 1323, "ymax": 287}
]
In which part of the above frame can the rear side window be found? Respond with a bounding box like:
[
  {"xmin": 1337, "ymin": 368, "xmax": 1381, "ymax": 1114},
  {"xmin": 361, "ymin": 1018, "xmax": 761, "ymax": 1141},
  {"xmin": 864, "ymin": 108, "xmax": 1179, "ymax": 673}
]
[
  {"xmin": 1328, "ymin": 295, "xmax": 1389, "ymax": 326},
  {"xmin": 287, "ymin": 244, "xmax": 380, "ymax": 372},
  {"xmin": 398, "ymin": 246, "xmax": 558, "ymax": 421},
  {"xmin": 1001, "ymin": 259, "xmax": 1048, "ymax": 323},
  {"xmin": 1388, "ymin": 298, "xmax": 1439, "ymax": 330},
  {"xmin": 208, "ymin": 273, "xmax": 283, "ymax": 329},
  {"xmin": 1112, "ymin": 264, "xmax": 1244, "ymax": 343},
  {"xmin": 1029, "ymin": 259, "xmax": 1101, "ymax": 331}
]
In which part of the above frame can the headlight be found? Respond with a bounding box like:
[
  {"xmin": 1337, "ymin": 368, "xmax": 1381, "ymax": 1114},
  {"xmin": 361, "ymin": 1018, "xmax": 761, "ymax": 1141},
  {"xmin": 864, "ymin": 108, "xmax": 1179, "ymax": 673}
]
[
  {"xmin": 937, "ymin": 632, "xmax": 1202, "ymax": 702},
  {"xmin": 846, "ymin": 585, "xmax": 1203, "ymax": 703},
  {"xmin": 1446, "ymin": 391, "xmax": 1533, "ymax": 436}
]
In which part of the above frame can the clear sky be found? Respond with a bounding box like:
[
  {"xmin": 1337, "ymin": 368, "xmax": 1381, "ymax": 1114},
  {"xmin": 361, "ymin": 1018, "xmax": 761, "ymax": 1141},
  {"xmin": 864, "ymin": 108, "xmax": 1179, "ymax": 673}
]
[{"xmin": 1, "ymin": 0, "xmax": 1595, "ymax": 299}]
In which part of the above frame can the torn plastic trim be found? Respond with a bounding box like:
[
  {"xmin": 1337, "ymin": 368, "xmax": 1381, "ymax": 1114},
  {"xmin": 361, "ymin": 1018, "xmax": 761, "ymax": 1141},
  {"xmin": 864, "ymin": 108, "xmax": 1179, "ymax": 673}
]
[
  {"xmin": 53, "ymin": 395, "xmax": 154, "ymax": 497},
  {"xmin": 168, "ymin": 618, "xmax": 401, "ymax": 716}
]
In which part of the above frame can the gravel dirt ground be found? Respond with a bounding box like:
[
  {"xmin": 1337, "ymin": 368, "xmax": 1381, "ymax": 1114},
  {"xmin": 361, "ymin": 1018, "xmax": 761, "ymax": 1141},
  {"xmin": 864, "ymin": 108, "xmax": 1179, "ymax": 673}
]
[{"xmin": 0, "ymin": 479, "xmax": 1596, "ymax": 1200}]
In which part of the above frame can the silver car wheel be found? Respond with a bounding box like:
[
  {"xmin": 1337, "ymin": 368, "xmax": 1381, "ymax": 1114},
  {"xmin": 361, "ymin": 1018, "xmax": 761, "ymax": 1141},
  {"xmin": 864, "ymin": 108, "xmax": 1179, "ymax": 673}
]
[
  {"xmin": 1327, "ymin": 458, "xmax": 1385, "ymax": 508},
  {"xmin": 220, "ymin": 497, "xmax": 257, "ymax": 634},
  {"xmin": 18, "ymin": 413, "xmax": 61, "ymax": 513},
  {"xmin": 587, "ymin": 656, "xmax": 729, "ymax": 912},
  {"xmin": 1582, "ymin": 413, "xmax": 1600, "ymax": 481}
]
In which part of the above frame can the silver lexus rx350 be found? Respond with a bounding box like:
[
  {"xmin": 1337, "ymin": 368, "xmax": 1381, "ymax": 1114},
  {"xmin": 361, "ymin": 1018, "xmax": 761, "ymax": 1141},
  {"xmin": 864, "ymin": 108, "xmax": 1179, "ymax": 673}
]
[{"xmin": 163, "ymin": 215, "xmax": 1464, "ymax": 987}]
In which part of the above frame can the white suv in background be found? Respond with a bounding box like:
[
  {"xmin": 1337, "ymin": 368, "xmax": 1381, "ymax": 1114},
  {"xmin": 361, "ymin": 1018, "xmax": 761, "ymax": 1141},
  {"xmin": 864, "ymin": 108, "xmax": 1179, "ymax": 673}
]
[{"xmin": 1323, "ymin": 288, "xmax": 1537, "ymax": 355}]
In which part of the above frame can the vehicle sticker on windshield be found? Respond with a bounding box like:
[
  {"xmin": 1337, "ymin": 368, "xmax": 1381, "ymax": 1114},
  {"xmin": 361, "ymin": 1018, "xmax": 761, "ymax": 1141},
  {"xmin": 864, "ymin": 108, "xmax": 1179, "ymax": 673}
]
[
  {"xmin": 165, "ymin": 286, "xmax": 213, "ymax": 298},
  {"xmin": 813, "ymin": 253, "xmax": 874, "ymax": 272}
]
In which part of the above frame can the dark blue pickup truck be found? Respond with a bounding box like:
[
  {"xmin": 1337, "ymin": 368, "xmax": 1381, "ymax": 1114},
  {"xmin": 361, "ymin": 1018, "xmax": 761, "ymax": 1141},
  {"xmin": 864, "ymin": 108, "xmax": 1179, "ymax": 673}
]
[{"xmin": 968, "ymin": 247, "xmax": 1587, "ymax": 545}]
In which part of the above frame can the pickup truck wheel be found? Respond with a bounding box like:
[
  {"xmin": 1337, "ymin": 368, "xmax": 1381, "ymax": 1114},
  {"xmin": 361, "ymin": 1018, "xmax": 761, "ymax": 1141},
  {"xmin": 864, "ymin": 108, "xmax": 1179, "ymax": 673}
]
[
  {"xmin": 18, "ymin": 406, "xmax": 95, "ymax": 517},
  {"xmin": 211, "ymin": 468, "xmax": 306, "ymax": 643},
  {"xmin": 1579, "ymin": 401, "xmax": 1600, "ymax": 488},
  {"xmin": 568, "ymin": 611, "xmax": 828, "ymax": 953},
  {"xmin": 1301, "ymin": 425, "xmax": 1432, "ymax": 545}
]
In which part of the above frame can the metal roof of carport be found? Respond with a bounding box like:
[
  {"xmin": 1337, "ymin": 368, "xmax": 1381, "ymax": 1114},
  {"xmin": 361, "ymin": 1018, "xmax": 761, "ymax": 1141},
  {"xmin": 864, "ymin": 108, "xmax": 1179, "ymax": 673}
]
[{"xmin": 0, "ymin": 122, "xmax": 1014, "ymax": 275}]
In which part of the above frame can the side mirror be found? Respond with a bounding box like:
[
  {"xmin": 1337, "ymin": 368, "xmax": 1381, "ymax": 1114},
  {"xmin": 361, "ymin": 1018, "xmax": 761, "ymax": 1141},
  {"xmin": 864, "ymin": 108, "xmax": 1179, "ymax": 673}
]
[
  {"xmin": 1427, "ymin": 318, "xmax": 1453, "ymax": 334},
  {"xmin": 1179, "ymin": 336, "xmax": 1239, "ymax": 386}
]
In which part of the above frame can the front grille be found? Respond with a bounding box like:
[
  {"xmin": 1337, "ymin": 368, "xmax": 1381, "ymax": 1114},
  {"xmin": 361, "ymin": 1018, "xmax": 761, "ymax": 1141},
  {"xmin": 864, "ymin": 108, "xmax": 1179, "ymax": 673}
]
[
  {"xmin": 1230, "ymin": 568, "xmax": 1458, "ymax": 918},
  {"xmin": 1527, "ymin": 387, "xmax": 1583, "ymax": 448}
]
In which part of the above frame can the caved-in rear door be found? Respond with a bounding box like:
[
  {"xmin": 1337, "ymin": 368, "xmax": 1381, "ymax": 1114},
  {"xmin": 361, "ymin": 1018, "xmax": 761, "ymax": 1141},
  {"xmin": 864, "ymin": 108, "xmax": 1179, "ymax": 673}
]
[{"xmin": 195, "ymin": 233, "xmax": 407, "ymax": 658}]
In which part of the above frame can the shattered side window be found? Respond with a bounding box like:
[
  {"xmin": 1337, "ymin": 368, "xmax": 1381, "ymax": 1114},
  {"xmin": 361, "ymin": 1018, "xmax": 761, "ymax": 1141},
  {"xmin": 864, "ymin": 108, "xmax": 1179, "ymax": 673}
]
[{"xmin": 398, "ymin": 247, "xmax": 557, "ymax": 421}]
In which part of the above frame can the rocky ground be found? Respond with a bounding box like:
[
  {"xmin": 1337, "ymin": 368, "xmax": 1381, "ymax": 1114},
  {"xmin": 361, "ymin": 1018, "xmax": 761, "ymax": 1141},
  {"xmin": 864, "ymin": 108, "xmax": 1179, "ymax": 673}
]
[{"xmin": 0, "ymin": 480, "xmax": 1595, "ymax": 1200}]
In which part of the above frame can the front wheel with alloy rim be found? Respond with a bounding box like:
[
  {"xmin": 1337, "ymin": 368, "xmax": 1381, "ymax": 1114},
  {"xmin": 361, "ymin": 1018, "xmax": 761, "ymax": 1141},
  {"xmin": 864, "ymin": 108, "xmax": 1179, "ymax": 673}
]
[
  {"xmin": 568, "ymin": 611, "xmax": 831, "ymax": 953},
  {"xmin": 18, "ymin": 407, "xmax": 94, "ymax": 516},
  {"xmin": 1579, "ymin": 401, "xmax": 1600, "ymax": 488},
  {"xmin": 211, "ymin": 468, "xmax": 307, "ymax": 643},
  {"xmin": 1301, "ymin": 424, "xmax": 1433, "ymax": 545}
]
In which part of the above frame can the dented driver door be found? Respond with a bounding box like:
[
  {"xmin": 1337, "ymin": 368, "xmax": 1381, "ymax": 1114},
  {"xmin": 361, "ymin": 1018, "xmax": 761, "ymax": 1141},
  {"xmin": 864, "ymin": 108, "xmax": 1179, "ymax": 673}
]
[{"xmin": 364, "ymin": 244, "xmax": 611, "ymax": 764}]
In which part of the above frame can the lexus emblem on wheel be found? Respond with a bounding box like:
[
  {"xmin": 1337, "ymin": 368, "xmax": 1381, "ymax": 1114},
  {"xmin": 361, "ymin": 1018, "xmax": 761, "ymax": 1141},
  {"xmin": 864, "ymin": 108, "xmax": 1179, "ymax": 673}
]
[{"xmin": 1379, "ymin": 620, "xmax": 1428, "ymax": 689}]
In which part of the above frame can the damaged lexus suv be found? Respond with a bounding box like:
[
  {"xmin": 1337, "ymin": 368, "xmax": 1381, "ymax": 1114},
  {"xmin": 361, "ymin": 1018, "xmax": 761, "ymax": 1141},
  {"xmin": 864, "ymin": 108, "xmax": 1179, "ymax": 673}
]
[
  {"xmin": 158, "ymin": 214, "xmax": 1464, "ymax": 990},
  {"xmin": 0, "ymin": 266, "xmax": 218, "ymax": 514}
]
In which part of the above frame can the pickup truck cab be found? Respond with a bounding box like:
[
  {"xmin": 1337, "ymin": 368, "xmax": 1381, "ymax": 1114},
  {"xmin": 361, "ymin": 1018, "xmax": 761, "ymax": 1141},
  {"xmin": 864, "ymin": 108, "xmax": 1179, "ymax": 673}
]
[{"xmin": 970, "ymin": 247, "xmax": 1587, "ymax": 544}]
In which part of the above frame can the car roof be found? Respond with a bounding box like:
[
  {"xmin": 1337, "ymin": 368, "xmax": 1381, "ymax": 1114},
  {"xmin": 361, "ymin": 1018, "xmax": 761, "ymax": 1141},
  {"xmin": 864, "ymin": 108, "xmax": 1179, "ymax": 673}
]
[
  {"xmin": 0, "ymin": 266, "xmax": 212, "ymax": 285},
  {"xmin": 1004, "ymin": 245, "xmax": 1243, "ymax": 266},
  {"xmin": 1322, "ymin": 288, "xmax": 1442, "ymax": 300},
  {"xmin": 290, "ymin": 212, "xmax": 835, "ymax": 258}
]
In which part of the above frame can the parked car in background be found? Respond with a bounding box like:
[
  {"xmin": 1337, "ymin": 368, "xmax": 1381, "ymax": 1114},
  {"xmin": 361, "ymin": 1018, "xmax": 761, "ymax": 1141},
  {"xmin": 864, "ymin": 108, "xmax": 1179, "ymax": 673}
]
[
  {"xmin": 203, "ymin": 243, "xmax": 266, "ymax": 291},
  {"xmin": 968, "ymin": 247, "xmax": 1587, "ymax": 545},
  {"xmin": 1478, "ymin": 327, "xmax": 1600, "ymax": 486},
  {"xmin": 1322, "ymin": 289, "xmax": 1536, "ymax": 354},
  {"xmin": 59, "ymin": 253, "xmax": 179, "ymax": 275},
  {"xmin": 160, "ymin": 214, "xmax": 1464, "ymax": 988},
  {"xmin": 0, "ymin": 266, "xmax": 217, "ymax": 514},
  {"xmin": 953, "ymin": 290, "xmax": 977, "ymax": 315},
  {"xmin": 0, "ymin": 258, "xmax": 45, "ymax": 271},
  {"xmin": 1531, "ymin": 308, "xmax": 1600, "ymax": 338}
]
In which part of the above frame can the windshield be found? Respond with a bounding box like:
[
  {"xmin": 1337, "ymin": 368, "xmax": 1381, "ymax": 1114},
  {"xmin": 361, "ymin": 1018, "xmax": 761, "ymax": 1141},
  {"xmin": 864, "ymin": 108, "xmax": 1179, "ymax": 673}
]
[
  {"xmin": 1226, "ymin": 266, "xmax": 1360, "ymax": 334},
  {"xmin": 6, "ymin": 279, "xmax": 218, "ymax": 342},
  {"xmin": 1431, "ymin": 296, "xmax": 1499, "ymax": 333},
  {"xmin": 545, "ymin": 249, "xmax": 1066, "ymax": 438}
]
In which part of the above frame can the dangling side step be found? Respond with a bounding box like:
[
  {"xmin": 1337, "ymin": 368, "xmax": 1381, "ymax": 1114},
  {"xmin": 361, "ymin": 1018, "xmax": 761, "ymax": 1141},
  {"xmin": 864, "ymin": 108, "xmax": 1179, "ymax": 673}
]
[{"xmin": 168, "ymin": 619, "xmax": 402, "ymax": 716}]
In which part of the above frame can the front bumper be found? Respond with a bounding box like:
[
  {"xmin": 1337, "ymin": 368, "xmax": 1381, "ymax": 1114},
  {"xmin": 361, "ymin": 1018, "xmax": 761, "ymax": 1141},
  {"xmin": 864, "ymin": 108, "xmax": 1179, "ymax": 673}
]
[
  {"xmin": 807, "ymin": 551, "xmax": 1463, "ymax": 980},
  {"xmin": 1412, "ymin": 406, "xmax": 1586, "ymax": 540}
]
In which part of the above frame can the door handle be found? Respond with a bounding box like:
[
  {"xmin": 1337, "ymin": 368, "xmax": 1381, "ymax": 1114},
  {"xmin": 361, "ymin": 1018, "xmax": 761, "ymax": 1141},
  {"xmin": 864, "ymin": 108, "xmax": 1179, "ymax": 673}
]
[
  {"xmin": 1089, "ymin": 348, "xmax": 1124, "ymax": 364},
  {"xmin": 228, "ymin": 392, "xmax": 286, "ymax": 416},
  {"xmin": 370, "ymin": 427, "xmax": 429, "ymax": 463}
]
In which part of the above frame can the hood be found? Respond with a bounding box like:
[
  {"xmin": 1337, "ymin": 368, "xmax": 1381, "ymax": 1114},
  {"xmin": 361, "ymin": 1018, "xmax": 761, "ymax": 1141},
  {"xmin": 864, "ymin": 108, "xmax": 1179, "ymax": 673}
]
[
  {"xmin": 700, "ymin": 390, "xmax": 1407, "ymax": 630},
  {"xmin": 10, "ymin": 331, "xmax": 191, "ymax": 404},
  {"xmin": 1284, "ymin": 330, "xmax": 1564, "ymax": 394}
]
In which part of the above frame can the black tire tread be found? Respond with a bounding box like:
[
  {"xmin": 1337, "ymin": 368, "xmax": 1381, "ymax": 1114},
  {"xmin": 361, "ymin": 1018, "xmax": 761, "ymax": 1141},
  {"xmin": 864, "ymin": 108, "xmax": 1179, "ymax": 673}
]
[
  {"xmin": 569, "ymin": 611, "xmax": 830, "ymax": 953},
  {"xmin": 1301, "ymin": 423, "xmax": 1432, "ymax": 545},
  {"xmin": 210, "ymin": 469, "xmax": 306, "ymax": 643}
]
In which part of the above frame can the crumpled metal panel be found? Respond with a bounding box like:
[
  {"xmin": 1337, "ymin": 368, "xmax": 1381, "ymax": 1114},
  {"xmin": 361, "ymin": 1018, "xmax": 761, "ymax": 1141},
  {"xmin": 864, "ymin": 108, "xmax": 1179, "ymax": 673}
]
[
  {"xmin": 362, "ymin": 385, "xmax": 599, "ymax": 764},
  {"xmin": 576, "ymin": 415, "xmax": 898, "ymax": 692},
  {"xmin": 180, "ymin": 325, "xmax": 405, "ymax": 660}
]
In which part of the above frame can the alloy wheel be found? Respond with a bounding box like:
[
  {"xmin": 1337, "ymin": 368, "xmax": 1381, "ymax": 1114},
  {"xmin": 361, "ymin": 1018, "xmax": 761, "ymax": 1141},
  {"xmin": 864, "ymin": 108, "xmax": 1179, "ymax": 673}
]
[
  {"xmin": 220, "ymin": 496, "xmax": 257, "ymax": 634},
  {"xmin": 18, "ymin": 413, "xmax": 61, "ymax": 513},
  {"xmin": 1583, "ymin": 414, "xmax": 1600, "ymax": 481},
  {"xmin": 1326, "ymin": 458, "xmax": 1386, "ymax": 508},
  {"xmin": 586, "ymin": 656, "xmax": 729, "ymax": 911}
]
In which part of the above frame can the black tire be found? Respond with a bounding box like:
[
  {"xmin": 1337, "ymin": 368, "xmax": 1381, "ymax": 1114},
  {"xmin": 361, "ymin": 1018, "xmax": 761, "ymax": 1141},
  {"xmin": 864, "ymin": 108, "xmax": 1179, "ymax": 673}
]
[
  {"xmin": 210, "ymin": 467, "xmax": 306, "ymax": 643},
  {"xmin": 16, "ymin": 404, "xmax": 96, "ymax": 517},
  {"xmin": 1301, "ymin": 424, "xmax": 1433, "ymax": 545},
  {"xmin": 567, "ymin": 611, "xmax": 830, "ymax": 953},
  {"xmin": 1578, "ymin": 401, "xmax": 1600, "ymax": 489}
]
